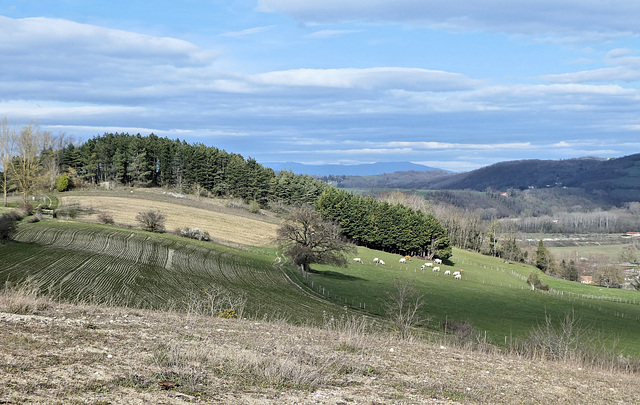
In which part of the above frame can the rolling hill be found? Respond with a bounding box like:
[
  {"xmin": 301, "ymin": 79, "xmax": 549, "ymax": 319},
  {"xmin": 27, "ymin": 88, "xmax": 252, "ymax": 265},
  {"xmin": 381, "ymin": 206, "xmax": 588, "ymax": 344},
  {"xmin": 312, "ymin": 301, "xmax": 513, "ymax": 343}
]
[{"xmin": 329, "ymin": 153, "xmax": 640, "ymax": 205}]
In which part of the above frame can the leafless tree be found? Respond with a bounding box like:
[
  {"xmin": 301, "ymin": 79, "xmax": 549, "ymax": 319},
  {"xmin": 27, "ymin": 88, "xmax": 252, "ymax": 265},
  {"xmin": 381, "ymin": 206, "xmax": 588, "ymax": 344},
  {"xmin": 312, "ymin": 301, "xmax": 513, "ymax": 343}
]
[
  {"xmin": 0, "ymin": 118, "xmax": 17, "ymax": 206},
  {"xmin": 136, "ymin": 210, "xmax": 166, "ymax": 233},
  {"xmin": 276, "ymin": 205, "xmax": 355, "ymax": 273},
  {"xmin": 10, "ymin": 121, "xmax": 57, "ymax": 202},
  {"xmin": 383, "ymin": 279, "xmax": 426, "ymax": 339}
]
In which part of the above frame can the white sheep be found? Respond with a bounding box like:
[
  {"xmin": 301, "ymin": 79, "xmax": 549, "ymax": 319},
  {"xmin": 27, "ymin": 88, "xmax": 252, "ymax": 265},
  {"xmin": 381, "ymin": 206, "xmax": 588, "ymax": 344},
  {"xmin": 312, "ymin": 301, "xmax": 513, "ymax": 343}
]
[
  {"xmin": 425, "ymin": 262, "xmax": 433, "ymax": 267},
  {"xmin": 432, "ymin": 266, "xmax": 440, "ymax": 272},
  {"xmin": 455, "ymin": 274, "xmax": 462, "ymax": 279},
  {"xmin": 420, "ymin": 264, "xmax": 426, "ymax": 270},
  {"xmin": 353, "ymin": 257, "xmax": 363, "ymax": 264},
  {"xmin": 379, "ymin": 259, "xmax": 385, "ymax": 265},
  {"xmin": 399, "ymin": 258, "xmax": 406, "ymax": 263},
  {"xmin": 444, "ymin": 270, "xmax": 451, "ymax": 275},
  {"xmin": 373, "ymin": 257, "xmax": 379, "ymax": 264},
  {"xmin": 453, "ymin": 271, "xmax": 460, "ymax": 277},
  {"xmin": 434, "ymin": 258, "xmax": 443, "ymax": 265}
]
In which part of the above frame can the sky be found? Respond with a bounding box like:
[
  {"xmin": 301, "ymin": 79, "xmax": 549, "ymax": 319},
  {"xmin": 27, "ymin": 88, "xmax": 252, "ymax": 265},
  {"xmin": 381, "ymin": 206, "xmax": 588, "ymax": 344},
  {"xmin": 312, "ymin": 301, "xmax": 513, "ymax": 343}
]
[{"xmin": 1, "ymin": 1, "xmax": 639, "ymax": 172}]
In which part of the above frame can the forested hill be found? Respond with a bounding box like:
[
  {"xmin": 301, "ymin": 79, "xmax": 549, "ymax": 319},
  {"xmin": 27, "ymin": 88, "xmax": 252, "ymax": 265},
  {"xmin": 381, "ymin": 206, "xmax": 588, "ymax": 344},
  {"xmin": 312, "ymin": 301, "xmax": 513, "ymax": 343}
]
[{"xmin": 330, "ymin": 154, "xmax": 640, "ymax": 204}]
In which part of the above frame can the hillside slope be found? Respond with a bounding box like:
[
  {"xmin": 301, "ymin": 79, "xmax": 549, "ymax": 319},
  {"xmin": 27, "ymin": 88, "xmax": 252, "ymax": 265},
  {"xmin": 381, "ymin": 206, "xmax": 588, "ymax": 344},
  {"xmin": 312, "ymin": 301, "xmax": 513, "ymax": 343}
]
[{"xmin": 2, "ymin": 294, "xmax": 639, "ymax": 404}]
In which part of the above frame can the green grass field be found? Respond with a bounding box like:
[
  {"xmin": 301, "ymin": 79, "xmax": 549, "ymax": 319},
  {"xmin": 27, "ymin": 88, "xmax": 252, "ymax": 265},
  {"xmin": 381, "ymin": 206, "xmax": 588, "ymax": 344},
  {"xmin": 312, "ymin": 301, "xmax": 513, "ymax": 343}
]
[
  {"xmin": 3, "ymin": 211, "xmax": 640, "ymax": 357},
  {"xmin": 306, "ymin": 247, "xmax": 640, "ymax": 356}
]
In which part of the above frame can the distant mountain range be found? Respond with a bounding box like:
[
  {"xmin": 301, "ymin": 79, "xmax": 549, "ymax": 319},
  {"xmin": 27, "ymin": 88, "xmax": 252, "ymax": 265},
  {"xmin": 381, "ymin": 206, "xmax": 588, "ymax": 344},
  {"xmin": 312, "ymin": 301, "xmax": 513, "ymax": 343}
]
[
  {"xmin": 262, "ymin": 161, "xmax": 449, "ymax": 176},
  {"xmin": 277, "ymin": 154, "xmax": 640, "ymax": 205}
]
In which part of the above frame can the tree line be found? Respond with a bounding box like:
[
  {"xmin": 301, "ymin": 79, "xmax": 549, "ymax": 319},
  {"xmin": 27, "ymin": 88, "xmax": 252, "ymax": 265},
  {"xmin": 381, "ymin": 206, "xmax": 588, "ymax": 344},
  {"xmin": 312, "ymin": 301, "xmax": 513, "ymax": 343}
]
[
  {"xmin": 58, "ymin": 132, "xmax": 325, "ymax": 207},
  {"xmin": 316, "ymin": 187, "xmax": 451, "ymax": 259}
]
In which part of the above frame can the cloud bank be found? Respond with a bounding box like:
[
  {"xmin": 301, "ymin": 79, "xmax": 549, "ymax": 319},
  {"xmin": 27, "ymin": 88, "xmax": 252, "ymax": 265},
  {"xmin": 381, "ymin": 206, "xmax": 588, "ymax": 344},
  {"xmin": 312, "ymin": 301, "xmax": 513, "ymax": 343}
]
[{"xmin": 257, "ymin": 0, "xmax": 640, "ymax": 38}]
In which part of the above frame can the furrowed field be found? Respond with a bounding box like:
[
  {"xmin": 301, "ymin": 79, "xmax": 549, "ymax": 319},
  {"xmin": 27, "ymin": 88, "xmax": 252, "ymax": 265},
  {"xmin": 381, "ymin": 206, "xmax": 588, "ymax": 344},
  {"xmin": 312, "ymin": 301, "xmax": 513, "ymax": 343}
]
[{"xmin": 1, "ymin": 221, "xmax": 341, "ymax": 323}]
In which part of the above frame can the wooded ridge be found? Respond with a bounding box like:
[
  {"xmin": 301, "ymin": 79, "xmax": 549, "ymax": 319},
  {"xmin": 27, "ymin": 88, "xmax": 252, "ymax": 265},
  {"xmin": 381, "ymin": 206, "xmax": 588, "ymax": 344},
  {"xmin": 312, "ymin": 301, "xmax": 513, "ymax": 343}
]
[{"xmin": 325, "ymin": 154, "xmax": 640, "ymax": 205}]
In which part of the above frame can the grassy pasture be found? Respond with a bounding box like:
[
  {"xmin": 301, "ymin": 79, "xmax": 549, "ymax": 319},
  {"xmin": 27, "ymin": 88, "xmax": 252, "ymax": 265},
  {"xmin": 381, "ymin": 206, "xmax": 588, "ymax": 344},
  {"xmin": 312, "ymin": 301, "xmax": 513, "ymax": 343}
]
[
  {"xmin": 305, "ymin": 247, "xmax": 640, "ymax": 356},
  {"xmin": 548, "ymin": 244, "xmax": 628, "ymax": 261},
  {"xmin": 0, "ymin": 221, "xmax": 341, "ymax": 323}
]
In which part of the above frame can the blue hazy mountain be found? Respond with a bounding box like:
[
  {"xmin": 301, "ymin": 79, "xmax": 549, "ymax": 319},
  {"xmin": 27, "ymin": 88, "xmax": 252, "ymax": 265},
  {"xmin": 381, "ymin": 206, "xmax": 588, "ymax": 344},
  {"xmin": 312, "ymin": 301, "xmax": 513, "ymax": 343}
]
[{"xmin": 262, "ymin": 161, "xmax": 449, "ymax": 176}]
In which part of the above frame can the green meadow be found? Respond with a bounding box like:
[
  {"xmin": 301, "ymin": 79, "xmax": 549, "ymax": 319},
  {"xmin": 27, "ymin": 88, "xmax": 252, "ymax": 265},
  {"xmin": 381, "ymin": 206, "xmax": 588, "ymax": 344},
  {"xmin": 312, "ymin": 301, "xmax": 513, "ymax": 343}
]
[
  {"xmin": 3, "ymin": 219, "xmax": 640, "ymax": 357},
  {"xmin": 308, "ymin": 247, "xmax": 640, "ymax": 356}
]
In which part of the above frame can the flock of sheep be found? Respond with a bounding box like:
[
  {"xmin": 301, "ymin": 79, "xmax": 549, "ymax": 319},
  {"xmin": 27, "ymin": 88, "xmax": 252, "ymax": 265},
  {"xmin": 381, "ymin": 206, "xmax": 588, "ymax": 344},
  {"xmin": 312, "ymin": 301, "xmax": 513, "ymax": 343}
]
[{"xmin": 352, "ymin": 256, "xmax": 463, "ymax": 279}]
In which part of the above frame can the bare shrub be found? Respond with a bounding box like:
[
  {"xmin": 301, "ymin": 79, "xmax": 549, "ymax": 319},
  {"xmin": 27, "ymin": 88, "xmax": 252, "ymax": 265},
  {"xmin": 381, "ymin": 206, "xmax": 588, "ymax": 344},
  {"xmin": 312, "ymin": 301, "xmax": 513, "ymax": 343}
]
[
  {"xmin": 383, "ymin": 279, "xmax": 426, "ymax": 339},
  {"xmin": 225, "ymin": 199, "xmax": 245, "ymax": 210},
  {"xmin": 97, "ymin": 211, "xmax": 115, "ymax": 225},
  {"xmin": 441, "ymin": 319, "xmax": 475, "ymax": 339},
  {"xmin": 180, "ymin": 227, "xmax": 210, "ymax": 241},
  {"xmin": 184, "ymin": 285, "xmax": 246, "ymax": 319},
  {"xmin": 0, "ymin": 213, "xmax": 17, "ymax": 241},
  {"xmin": 19, "ymin": 202, "xmax": 34, "ymax": 216},
  {"xmin": 268, "ymin": 200, "xmax": 294, "ymax": 217},
  {"xmin": 136, "ymin": 210, "xmax": 166, "ymax": 233}
]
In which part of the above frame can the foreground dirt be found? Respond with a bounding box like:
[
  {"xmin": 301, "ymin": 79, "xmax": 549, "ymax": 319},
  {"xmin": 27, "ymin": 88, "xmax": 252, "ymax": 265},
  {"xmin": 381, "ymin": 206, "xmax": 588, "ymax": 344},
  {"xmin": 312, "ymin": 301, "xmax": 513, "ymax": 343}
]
[{"xmin": 1, "ymin": 297, "xmax": 638, "ymax": 405}]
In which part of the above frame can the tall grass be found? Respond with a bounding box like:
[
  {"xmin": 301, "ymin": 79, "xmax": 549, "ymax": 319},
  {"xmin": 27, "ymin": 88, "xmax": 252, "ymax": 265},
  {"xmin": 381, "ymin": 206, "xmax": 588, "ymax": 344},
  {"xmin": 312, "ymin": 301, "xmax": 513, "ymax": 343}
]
[{"xmin": 0, "ymin": 281, "xmax": 53, "ymax": 315}]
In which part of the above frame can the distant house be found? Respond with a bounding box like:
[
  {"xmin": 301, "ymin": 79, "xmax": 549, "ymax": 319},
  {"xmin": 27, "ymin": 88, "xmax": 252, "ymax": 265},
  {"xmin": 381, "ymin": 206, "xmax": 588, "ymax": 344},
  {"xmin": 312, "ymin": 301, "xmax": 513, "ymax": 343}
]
[{"xmin": 580, "ymin": 276, "xmax": 594, "ymax": 285}]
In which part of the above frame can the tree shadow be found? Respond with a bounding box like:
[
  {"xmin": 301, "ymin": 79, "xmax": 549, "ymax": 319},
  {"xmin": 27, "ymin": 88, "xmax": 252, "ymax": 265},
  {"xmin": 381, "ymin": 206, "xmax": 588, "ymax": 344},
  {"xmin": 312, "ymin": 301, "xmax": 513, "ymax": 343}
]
[{"xmin": 308, "ymin": 269, "xmax": 365, "ymax": 281}]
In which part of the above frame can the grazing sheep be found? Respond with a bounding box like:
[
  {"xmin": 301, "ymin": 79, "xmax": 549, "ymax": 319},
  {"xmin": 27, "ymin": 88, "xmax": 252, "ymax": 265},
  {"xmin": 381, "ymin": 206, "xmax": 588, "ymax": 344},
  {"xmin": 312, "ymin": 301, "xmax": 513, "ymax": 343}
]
[
  {"xmin": 434, "ymin": 258, "xmax": 443, "ymax": 265},
  {"xmin": 453, "ymin": 271, "xmax": 460, "ymax": 277},
  {"xmin": 353, "ymin": 257, "xmax": 363, "ymax": 264},
  {"xmin": 432, "ymin": 266, "xmax": 440, "ymax": 272},
  {"xmin": 379, "ymin": 259, "xmax": 385, "ymax": 265},
  {"xmin": 455, "ymin": 274, "xmax": 462, "ymax": 279},
  {"xmin": 399, "ymin": 258, "xmax": 406, "ymax": 263},
  {"xmin": 373, "ymin": 257, "xmax": 379, "ymax": 264},
  {"xmin": 425, "ymin": 262, "xmax": 433, "ymax": 267},
  {"xmin": 444, "ymin": 270, "xmax": 451, "ymax": 275},
  {"xmin": 420, "ymin": 264, "xmax": 426, "ymax": 270}
]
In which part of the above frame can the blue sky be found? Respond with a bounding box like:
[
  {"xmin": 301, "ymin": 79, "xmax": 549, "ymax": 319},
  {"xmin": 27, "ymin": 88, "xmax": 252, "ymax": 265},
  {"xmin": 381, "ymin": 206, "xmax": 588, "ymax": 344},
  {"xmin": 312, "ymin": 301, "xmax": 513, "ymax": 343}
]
[{"xmin": 1, "ymin": 0, "xmax": 639, "ymax": 172}]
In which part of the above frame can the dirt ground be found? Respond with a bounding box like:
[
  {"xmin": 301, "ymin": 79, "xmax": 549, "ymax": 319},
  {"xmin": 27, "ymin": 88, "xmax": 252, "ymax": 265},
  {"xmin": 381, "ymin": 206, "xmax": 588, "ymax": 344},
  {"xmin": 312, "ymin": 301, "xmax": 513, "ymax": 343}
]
[{"xmin": 1, "ymin": 293, "xmax": 639, "ymax": 405}]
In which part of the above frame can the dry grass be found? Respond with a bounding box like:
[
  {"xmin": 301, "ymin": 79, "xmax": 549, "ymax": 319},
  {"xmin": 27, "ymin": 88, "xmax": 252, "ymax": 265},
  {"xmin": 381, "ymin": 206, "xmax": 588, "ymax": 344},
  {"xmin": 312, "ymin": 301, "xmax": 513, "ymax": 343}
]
[
  {"xmin": 2, "ymin": 290, "xmax": 640, "ymax": 404},
  {"xmin": 59, "ymin": 192, "xmax": 279, "ymax": 247}
]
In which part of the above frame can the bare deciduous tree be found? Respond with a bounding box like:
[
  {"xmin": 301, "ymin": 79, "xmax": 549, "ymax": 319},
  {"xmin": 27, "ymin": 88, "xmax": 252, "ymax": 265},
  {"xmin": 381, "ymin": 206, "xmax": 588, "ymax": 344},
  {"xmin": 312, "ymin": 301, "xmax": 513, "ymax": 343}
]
[
  {"xmin": 136, "ymin": 210, "xmax": 166, "ymax": 233},
  {"xmin": 276, "ymin": 205, "xmax": 355, "ymax": 273},
  {"xmin": 10, "ymin": 121, "xmax": 57, "ymax": 202},
  {"xmin": 383, "ymin": 279, "xmax": 425, "ymax": 339},
  {"xmin": 0, "ymin": 118, "xmax": 17, "ymax": 207}
]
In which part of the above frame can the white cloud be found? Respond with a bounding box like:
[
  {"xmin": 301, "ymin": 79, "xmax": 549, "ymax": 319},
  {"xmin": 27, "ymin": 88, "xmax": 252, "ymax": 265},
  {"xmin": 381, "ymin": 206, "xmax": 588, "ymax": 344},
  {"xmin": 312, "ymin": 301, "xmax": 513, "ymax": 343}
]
[
  {"xmin": 218, "ymin": 25, "xmax": 277, "ymax": 37},
  {"xmin": 307, "ymin": 29, "xmax": 362, "ymax": 38},
  {"xmin": 256, "ymin": 0, "xmax": 640, "ymax": 38},
  {"xmin": 251, "ymin": 67, "xmax": 479, "ymax": 91},
  {"xmin": 0, "ymin": 16, "xmax": 219, "ymax": 66},
  {"xmin": 542, "ymin": 49, "xmax": 640, "ymax": 83}
]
